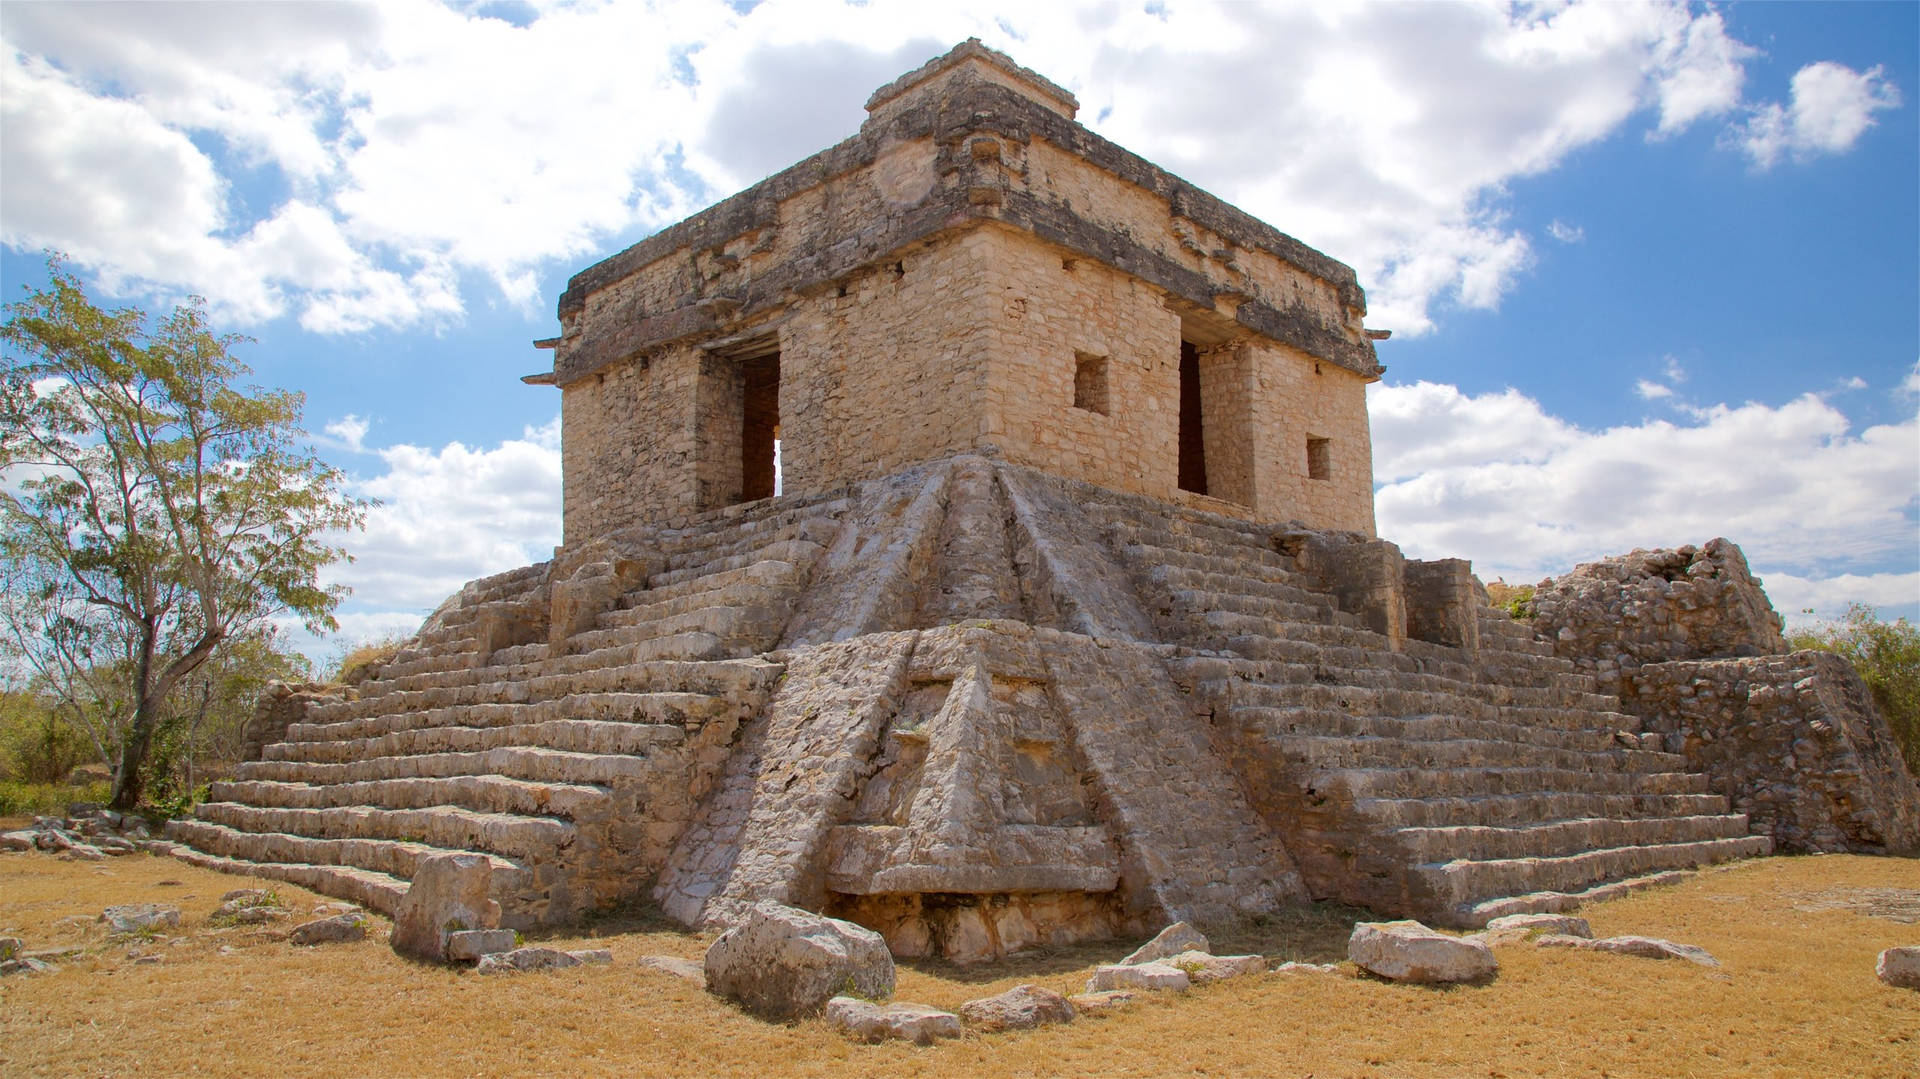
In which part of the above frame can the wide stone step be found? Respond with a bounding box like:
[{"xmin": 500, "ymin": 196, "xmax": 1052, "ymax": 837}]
[
  {"xmin": 1272, "ymin": 733, "xmax": 1687, "ymax": 775},
  {"xmin": 1317, "ymin": 765, "xmax": 1709, "ymax": 801},
  {"xmin": 564, "ymin": 605, "xmax": 787, "ymax": 657},
  {"xmin": 1099, "ymin": 509, "xmax": 1272, "ymax": 551},
  {"xmin": 1230, "ymin": 708, "xmax": 1629, "ymax": 755},
  {"xmin": 650, "ymin": 538, "xmax": 826, "ymax": 589},
  {"xmin": 243, "ymin": 744, "xmax": 656, "ymax": 787},
  {"xmin": 1225, "ymin": 680, "xmax": 1499, "ymax": 719},
  {"xmin": 1354, "ymin": 790, "xmax": 1732, "ymax": 830},
  {"xmin": 167, "ymin": 818, "xmax": 528, "ymax": 897},
  {"xmin": 608, "ymin": 560, "xmax": 807, "ymax": 623},
  {"xmin": 167, "ymin": 846, "xmax": 408, "ymax": 915},
  {"xmin": 1459, "ymin": 869, "xmax": 1705, "ymax": 927},
  {"xmin": 1117, "ymin": 540, "xmax": 1303, "ymax": 585},
  {"xmin": 1392, "ymin": 813, "xmax": 1754, "ymax": 864},
  {"xmin": 1145, "ymin": 564, "xmax": 1340, "ymax": 611},
  {"xmin": 1166, "ymin": 589, "xmax": 1342, "ymax": 627},
  {"xmin": 374, "ymin": 650, "xmax": 486, "ymax": 683},
  {"xmin": 194, "ymin": 801, "xmax": 575, "ymax": 863},
  {"xmin": 264, "ymin": 718, "xmax": 684, "ymax": 764},
  {"xmin": 211, "ymin": 772, "xmax": 615, "ymax": 821},
  {"xmin": 1203, "ymin": 661, "xmax": 1594, "ymax": 710},
  {"xmin": 305, "ymin": 657, "xmax": 768, "ymax": 724},
  {"xmin": 288, "ymin": 693, "xmax": 729, "ymax": 745},
  {"xmin": 1415, "ymin": 834, "xmax": 1774, "ymax": 914}
]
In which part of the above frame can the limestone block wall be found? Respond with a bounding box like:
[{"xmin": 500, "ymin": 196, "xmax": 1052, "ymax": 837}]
[
  {"xmin": 1247, "ymin": 342, "xmax": 1375, "ymax": 533},
  {"xmin": 1622, "ymin": 651, "xmax": 1920, "ymax": 855},
  {"xmin": 561, "ymin": 347, "xmax": 702, "ymax": 543}
]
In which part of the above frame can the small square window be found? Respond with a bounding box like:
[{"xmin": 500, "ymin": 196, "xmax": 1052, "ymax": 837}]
[
  {"xmin": 1306, "ymin": 436, "xmax": 1331, "ymax": 481},
  {"xmin": 1073, "ymin": 351, "xmax": 1110, "ymax": 415}
]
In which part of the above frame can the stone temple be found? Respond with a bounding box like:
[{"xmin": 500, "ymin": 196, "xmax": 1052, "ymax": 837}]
[{"xmin": 169, "ymin": 42, "xmax": 1919, "ymax": 961}]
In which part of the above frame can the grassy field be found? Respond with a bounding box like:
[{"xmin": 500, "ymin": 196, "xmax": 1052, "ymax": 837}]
[{"xmin": 1, "ymin": 850, "xmax": 1915, "ymax": 1078}]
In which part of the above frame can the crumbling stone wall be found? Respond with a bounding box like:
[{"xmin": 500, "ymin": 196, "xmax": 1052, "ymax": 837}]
[
  {"xmin": 1530, "ymin": 538, "xmax": 1787, "ymax": 689},
  {"xmin": 239, "ymin": 682, "xmax": 351, "ymax": 763},
  {"xmin": 1531, "ymin": 537, "xmax": 1918, "ymax": 854},
  {"xmin": 1622, "ymin": 652, "xmax": 1920, "ymax": 854}
]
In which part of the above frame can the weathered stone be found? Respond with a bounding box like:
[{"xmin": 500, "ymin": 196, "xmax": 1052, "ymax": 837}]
[
  {"xmin": 446, "ymin": 929, "xmax": 517, "ymax": 962},
  {"xmin": 1536, "ymin": 934, "xmax": 1719, "ymax": 967},
  {"xmin": 1, "ymin": 830, "xmax": 35, "ymax": 852},
  {"xmin": 823, "ymin": 997, "xmax": 962, "ymax": 1046},
  {"xmin": 390, "ymin": 853, "xmax": 500, "ymax": 963},
  {"xmin": 1120, "ymin": 921, "xmax": 1208, "ymax": 966},
  {"xmin": 1085, "ymin": 962, "xmax": 1190, "ymax": 993},
  {"xmin": 637, "ymin": 954, "xmax": 705, "ymax": 982},
  {"xmin": 0, "ymin": 936, "xmax": 21, "ymax": 961},
  {"xmin": 1166, "ymin": 950, "xmax": 1267, "ymax": 983},
  {"xmin": 1348, "ymin": 921, "xmax": 1497, "ymax": 984},
  {"xmin": 703, "ymin": 902, "xmax": 894, "ymax": 1020},
  {"xmin": 288, "ymin": 913, "xmax": 367, "ymax": 946},
  {"xmin": 1271, "ymin": 961, "xmax": 1342, "ymax": 975},
  {"xmin": 62, "ymin": 842, "xmax": 105, "ymax": 861},
  {"xmin": 100, "ymin": 904, "xmax": 181, "ymax": 934},
  {"xmin": 958, "ymin": 984, "xmax": 1076, "ymax": 1032},
  {"xmin": 1067, "ymin": 990, "xmax": 1134, "ymax": 1014},
  {"xmin": 475, "ymin": 947, "xmax": 579, "ymax": 975},
  {"xmin": 1485, "ymin": 913, "xmax": 1592, "ymax": 938},
  {"xmin": 0, "ymin": 957, "xmax": 56, "ymax": 976},
  {"xmin": 1876, "ymin": 946, "xmax": 1920, "ymax": 989}
]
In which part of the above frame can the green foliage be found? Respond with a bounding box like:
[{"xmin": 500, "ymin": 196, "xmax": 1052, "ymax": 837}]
[
  {"xmin": 1485, "ymin": 580, "xmax": 1535, "ymax": 620},
  {"xmin": 0, "ymin": 778, "xmax": 111, "ymax": 817},
  {"xmin": 0, "ymin": 257, "xmax": 367, "ymax": 810},
  {"xmin": 1789, "ymin": 604, "xmax": 1920, "ymax": 778},
  {"xmin": 0, "ymin": 688, "xmax": 89, "ymax": 783}
]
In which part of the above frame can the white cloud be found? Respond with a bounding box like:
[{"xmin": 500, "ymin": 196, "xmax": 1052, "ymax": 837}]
[
  {"xmin": 1634, "ymin": 379, "xmax": 1674, "ymax": 400},
  {"xmin": 1735, "ymin": 61, "xmax": 1902, "ymax": 169},
  {"xmin": 1764, "ymin": 570, "xmax": 1920, "ymax": 627},
  {"xmin": 323, "ymin": 414, "xmax": 372, "ymax": 453},
  {"xmin": 325, "ymin": 415, "xmax": 562, "ymax": 612},
  {"xmin": 1369, "ymin": 380, "xmax": 1920, "ymax": 609},
  {"xmin": 0, "ymin": 2, "xmax": 1901, "ymax": 338},
  {"xmin": 1547, "ymin": 219, "xmax": 1585, "ymax": 244}
]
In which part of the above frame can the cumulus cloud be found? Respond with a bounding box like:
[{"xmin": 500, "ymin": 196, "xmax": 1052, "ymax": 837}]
[
  {"xmin": 323, "ymin": 414, "xmax": 372, "ymax": 453},
  {"xmin": 1369, "ymin": 380, "xmax": 1920, "ymax": 620},
  {"xmin": 1735, "ymin": 61, "xmax": 1902, "ymax": 169},
  {"xmin": 324, "ymin": 415, "xmax": 562, "ymax": 613},
  {"xmin": 1, "ymin": 2, "xmax": 1904, "ymax": 338},
  {"xmin": 1634, "ymin": 379, "xmax": 1674, "ymax": 400}
]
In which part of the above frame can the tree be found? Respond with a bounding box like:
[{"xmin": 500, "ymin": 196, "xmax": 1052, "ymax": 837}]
[
  {"xmin": 1788, "ymin": 603, "xmax": 1920, "ymax": 779},
  {"xmin": 0, "ymin": 260, "xmax": 366, "ymax": 810}
]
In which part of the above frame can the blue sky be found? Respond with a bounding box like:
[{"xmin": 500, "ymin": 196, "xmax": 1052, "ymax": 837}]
[{"xmin": 2, "ymin": 0, "xmax": 1915, "ymax": 661}]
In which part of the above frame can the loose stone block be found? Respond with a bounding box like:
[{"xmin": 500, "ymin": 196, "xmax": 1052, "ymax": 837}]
[
  {"xmin": 288, "ymin": 914, "xmax": 367, "ymax": 946},
  {"xmin": 446, "ymin": 929, "xmax": 516, "ymax": 961},
  {"xmin": 1086, "ymin": 962, "xmax": 1190, "ymax": 993},
  {"xmin": 1876, "ymin": 946, "xmax": 1920, "ymax": 989},
  {"xmin": 390, "ymin": 853, "xmax": 501, "ymax": 963},
  {"xmin": 959, "ymin": 984, "xmax": 1076, "ymax": 1032},
  {"xmin": 100, "ymin": 904, "xmax": 180, "ymax": 934},
  {"xmin": 1536, "ymin": 934, "xmax": 1719, "ymax": 967},
  {"xmin": 1348, "ymin": 920, "xmax": 1497, "ymax": 984},
  {"xmin": 823, "ymin": 997, "xmax": 963, "ymax": 1046},
  {"xmin": 703, "ymin": 902, "xmax": 895, "ymax": 1021},
  {"xmin": 1120, "ymin": 922, "xmax": 1208, "ymax": 966}
]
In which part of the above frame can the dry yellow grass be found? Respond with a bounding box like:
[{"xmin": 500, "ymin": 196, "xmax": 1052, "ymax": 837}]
[{"xmin": 2, "ymin": 850, "xmax": 1915, "ymax": 1078}]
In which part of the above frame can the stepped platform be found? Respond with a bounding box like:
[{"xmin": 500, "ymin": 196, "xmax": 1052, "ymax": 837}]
[{"xmin": 171, "ymin": 457, "xmax": 1778, "ymax": 952}]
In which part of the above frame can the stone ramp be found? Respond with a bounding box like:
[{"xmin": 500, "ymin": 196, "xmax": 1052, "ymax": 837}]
[{"xmin": 1081, "ymin": 486, "xmax": 1770, "ymax": 928}]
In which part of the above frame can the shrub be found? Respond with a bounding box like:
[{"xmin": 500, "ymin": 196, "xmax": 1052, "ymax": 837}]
[
  {"xmin": 1789, "ymin": 604, "xmax": 1920, "ymax": 778},
  {"xmin": 330, "ymin": 635, "xmax": 408, "ymax": 686},
  {"xmin": 0, "ymin": 778, "xmax": 112, "ymax": 817},
  {"xmin": 1485, "ymin": 580, "xmax": 1536, "ymax": 621}
]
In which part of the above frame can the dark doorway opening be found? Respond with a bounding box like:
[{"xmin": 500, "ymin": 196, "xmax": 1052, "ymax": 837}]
[
  {"xmin": 1178, "ymin": 339, "xmax": 1207, "ymax": 495},
  {"xmin": 740, "ymin": 352, "xmax": 780, "ymax": 502}
]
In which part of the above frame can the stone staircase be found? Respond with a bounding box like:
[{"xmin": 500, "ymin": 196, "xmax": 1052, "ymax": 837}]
[
  {"xmin": 1083, "ymin": 494, "xmax": 1770, "ymax": 928},
  {"xmin": 169, "ymin": 496, "xmax": 846, "ymax": 927}
]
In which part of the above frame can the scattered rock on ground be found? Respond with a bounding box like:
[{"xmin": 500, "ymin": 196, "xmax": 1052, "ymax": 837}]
[
  {"xmin": 288, "ymin": 913, "xmax": 367, "ymax": 946},
  {"xmin": 1166, "ymin": 950, "xmax": 1267, "ymax": 983},
  {"xmin": 824, "ymin": 997, "xmax": 963, "ymax": 1046},
  {"xmin": 637, "ymin": 955, "xmax": 705, "ymax": 982},
  {"xmin": 1536, "ymin": 934, "xmax": 1719, "ymax": 967},
  {"xmin": 1086, "ymin": 962, "xmax": 1190, "ymax": 993},
  {"xmin": 1, "ymin": 831, "xmax": 36, "ymax": 852},
  {"xmin": 390, "ymin": 852, "xmax": 501, "ymax": 962},
  {"xmin": 1067, "ymin": 990, "xmax": 1135, "ymax": 1015},
  {"xmin": 63, "ymin": 843, "xmax": 105, "ymax": 861},
  {"xmin": 1120, "ymin": 921, "xmax": 1208, "ymax": 966},
  {"xmin": 475, "ymin": 947, "xmax": 612, "ymax": 975},
  {"xmin": 1876, "ymin": 946, "xmax": 1919, "ymax": 989},
  {"xmin": 1349, "ymin": 920, "xmax": 1498, "ymax": 984},
  {"xmin": 0, "ymin": 956, "xmax": 56, "ymax": 976},
  {"xmin": 1271, "ymin": 961, "xmax": 1343, "ymax": 975},
  {"xmin": 703, "ymin": 902, "xmax": 895, "ymax": 1021},
  {"xmin": 0, "ymin": 937, "xmax": 19, "ymax": 961},
  {"xmin": 446, "ymin": 929, "xmax": 516, "ymax": 962},
  {"xmin": 100, "ymin": 904, "xmax": 181, "ymax": 934},
  {"xmin": 959, "ymin": 984, "xmax": 1076, "ymax": 1032},
  {"xmin": 1485, "ymin": 913, "xmax": 1592, "ymax": 938}
]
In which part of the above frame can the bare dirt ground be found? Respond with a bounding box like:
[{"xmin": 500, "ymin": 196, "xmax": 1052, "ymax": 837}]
[{"xmin": 2, "ymin": 848, "xmax": 1915, "ymax": 1078}]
